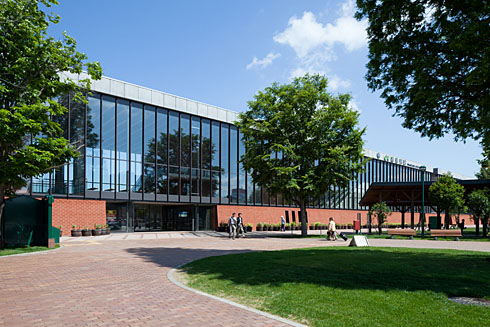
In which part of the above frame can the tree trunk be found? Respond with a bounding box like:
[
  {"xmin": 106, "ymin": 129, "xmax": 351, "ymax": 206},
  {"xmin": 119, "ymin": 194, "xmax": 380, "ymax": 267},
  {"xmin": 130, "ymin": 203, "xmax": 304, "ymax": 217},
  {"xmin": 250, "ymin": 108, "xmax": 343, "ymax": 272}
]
[
  {"xmin": 475, "ymin": 216, "xmax": 480, "ymax": 236},
  {"xmin": 299, "ymin": 201, "xmax": 308, "ymax": 237},
  {"xmin": 483, "ymin": 218, "xmax": 488, "ymax": 238},
  {"xmin": 444, "ymin": 212, "xmax": 450, "ymax": 229}
]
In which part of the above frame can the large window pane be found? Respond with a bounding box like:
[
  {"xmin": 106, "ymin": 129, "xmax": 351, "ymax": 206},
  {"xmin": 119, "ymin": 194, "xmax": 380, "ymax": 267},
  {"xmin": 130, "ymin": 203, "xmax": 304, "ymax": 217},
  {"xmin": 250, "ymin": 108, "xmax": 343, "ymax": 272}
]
[
  {"xmin": 144, "ymin": 105, "xmax": 156, "ymax": 164},
  {"xmin": 169, "ymin": 166, "xmax": 179, "ymax": 195},
  {"xmin": 181, "ymin": 167, "xmax": 190, "ymax": 196},
  {"xmin": 69, "ymin": 92, "xmax": 85, "ymax": 195},
  {"xmin": 86, "ymin": 157, "xmax": 100, "ymax": 191},
  {"xmin": 220, "ymin": 124, "xmax": 229, "ymax": 203},
  {"xmin": 156, "ymin": 108, "xmax": 168, "ymax": 165},
  {"xmin": 181, "ymin": 114, "xmax": 190, "ymax": 168},
  {"xmin": 157, "ymin": 165, "xmax": 168, "ymax": 194},
  {"xmin": 144, "ymin": 164, "xmax": 156, "ymax": 194},
  {"xmin": 202, "ymin": 169, "xmax": 211, "ymax": 197},
  {"xmin": 191, "ymin": 117, "xmax": 200, "ymax": 169},
  {"xmin": 202, "ymin": 119, "xmax": 211, "ymax": 169},
  {"xmin": 117, "ymin": 160, "xmax": 128, "ymax": 192},
  {"xmin": 211, "ymin": 121, "xmax": 220, "ymax": 169},
  {"xmin": 102, "ymin": 96, "xmax": 115, "ymax": 160},
  {"xmin": 87, "ymin": 94, "xmax": 100, "ymax": 157},
  {"xmin": 130, "ymin": 161, "xmax": 142, "ymax": 193},
  {"xmin": 169, "ymin": 111, "xmax": 179, "ymax": 166},
  {"xmin": 131, "ymin": 102, "xmax": 143, "ymax": 162},
  {"xmin": 117, "ymin": 99, "xmax": 130, "ymax": 161},
  {"xmin": 102, "ymin": 158, "xmax": 115, "ymax": 191}
]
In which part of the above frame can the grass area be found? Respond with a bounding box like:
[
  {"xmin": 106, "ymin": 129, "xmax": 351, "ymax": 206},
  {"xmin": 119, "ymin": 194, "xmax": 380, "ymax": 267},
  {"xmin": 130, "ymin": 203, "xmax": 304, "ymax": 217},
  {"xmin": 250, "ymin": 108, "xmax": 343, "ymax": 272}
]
[
  {"xmin": 181, "ymin": 247, "xmax": 490, "ymax": 327},
  {"xmin": 0, "ymin": 245, "xmax": 59, "ymax": 257}
]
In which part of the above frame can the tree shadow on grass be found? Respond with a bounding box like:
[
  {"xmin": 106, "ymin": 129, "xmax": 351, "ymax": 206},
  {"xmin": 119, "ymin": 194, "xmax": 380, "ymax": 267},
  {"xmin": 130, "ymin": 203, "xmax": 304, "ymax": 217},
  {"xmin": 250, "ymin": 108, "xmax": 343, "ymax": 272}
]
[
  {"xmin": 178, "ymin": 247, "xmax": 490, "ymax": 298},
  {"xmin": 125, "ymin": 246, "xmax": 254, "ymax": 269}
]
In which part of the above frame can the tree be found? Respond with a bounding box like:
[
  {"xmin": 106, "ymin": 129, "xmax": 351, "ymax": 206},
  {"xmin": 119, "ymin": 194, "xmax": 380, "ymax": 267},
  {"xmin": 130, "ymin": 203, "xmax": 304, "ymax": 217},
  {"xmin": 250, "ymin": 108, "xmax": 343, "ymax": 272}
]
[
  {"xmin": 236, "ymin": 74, "xmax": 366, "ymax": 236},
  {"xmin": 467, "ymin": 189, "xmax": 490, "ymax": 237},
  {"xmin": 356, "ymin": 1, "xmax": 490, "ymax": 145},
  {"xmin": 428, "ymin": 174, "xmax": 465, "ymax": 229},
  {"xmin": 0, "ymin": 0, "xmax": 102, "ymax": 246},
  {"xmin": 476, "ymin": 144, "xmax": 490, "ymax": 180},
  {"xmin": 369, "ymin": 202, "xmax": 392, "ymax": 235}
]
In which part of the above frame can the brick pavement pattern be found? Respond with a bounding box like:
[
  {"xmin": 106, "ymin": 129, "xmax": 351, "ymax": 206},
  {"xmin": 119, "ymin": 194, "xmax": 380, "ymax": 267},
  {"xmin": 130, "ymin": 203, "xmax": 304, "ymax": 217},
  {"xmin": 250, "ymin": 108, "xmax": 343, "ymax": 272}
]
[{"xmin": 1, "ymin": 233, "xmax": 489, "ymax": 327}]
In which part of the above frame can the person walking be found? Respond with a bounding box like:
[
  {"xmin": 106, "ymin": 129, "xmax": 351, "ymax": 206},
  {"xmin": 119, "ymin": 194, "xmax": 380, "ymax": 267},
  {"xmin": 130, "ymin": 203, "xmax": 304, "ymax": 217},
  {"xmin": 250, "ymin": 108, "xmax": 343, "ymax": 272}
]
[
  {"xmin": 236, "ymin": 213, "xmax": 245, "ymax": 238},
  {"xmin": 327, "ymin": 217, "xmax": 337, "ymax": 241},
  {"xmin": 280, "ymin": 216, "xmax": 286, "ymax": 232},
  {"xmin": 228, "ymin": 213, "xmax": 237, "ymax": 240}
]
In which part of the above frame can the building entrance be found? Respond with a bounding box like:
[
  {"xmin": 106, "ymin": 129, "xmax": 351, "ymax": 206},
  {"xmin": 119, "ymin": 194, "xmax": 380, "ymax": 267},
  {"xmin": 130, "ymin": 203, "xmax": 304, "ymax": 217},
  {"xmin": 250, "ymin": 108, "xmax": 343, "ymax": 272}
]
[{"xmin": 133, "ymin": 204, "xmax": 215, "ymax": 232}]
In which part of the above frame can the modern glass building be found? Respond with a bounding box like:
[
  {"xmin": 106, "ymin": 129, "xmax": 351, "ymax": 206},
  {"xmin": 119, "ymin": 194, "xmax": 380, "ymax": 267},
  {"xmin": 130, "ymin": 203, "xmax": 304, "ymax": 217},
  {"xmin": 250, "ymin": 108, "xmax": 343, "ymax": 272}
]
[{"xmin": 29, "ymin": 73, "xmax": 470, "ymax": 232}]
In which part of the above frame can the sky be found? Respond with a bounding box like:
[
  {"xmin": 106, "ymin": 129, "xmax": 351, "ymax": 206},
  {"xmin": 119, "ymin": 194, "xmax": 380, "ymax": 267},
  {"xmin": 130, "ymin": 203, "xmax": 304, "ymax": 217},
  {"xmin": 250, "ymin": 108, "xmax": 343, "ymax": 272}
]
[{"xmin": 47, "ymin": 0, "xmax": 482, "ymax": 177}]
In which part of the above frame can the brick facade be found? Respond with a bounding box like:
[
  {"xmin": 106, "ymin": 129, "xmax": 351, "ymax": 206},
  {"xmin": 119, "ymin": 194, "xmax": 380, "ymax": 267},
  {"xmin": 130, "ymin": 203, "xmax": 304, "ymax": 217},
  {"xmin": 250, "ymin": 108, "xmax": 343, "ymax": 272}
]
[
  {"xmin": 52, "ymin": 199, "xmax": 106, "ymax": 236},
  {"xmin": 217, "ymin": 205, "xmax": 471, "ymax": 230}
]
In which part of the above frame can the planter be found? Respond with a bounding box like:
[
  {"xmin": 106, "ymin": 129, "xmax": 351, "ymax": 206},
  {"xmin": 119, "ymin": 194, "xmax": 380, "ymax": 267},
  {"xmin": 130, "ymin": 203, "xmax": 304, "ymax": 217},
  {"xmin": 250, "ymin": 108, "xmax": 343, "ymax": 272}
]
[
  {"xmin": 101, "ymin": 228, "xmax": 107, "ymax": 235},
  {"xmin": 92, "ymin": 229, "xmax": 102, "ymax": 236},
  {"xmin": 285, "ymin": 226, "xmax": 290, "ymax": 231},
  {"xmin": 81, "ymin": 230, "xmax": 91, "ymax": 236},
  {"xmin": 59, "ymin": 230, "xmax": 63, "ymax": 238},
  {"xmin": 217, "ymin": 226, "xmax": 227, "ymax": 232},
  {"xmin": 106, "ymin": 228, "xmax": 111, "ymax": 235},
  {"xmin": 256, "ymin": 227, "xmax": 263, "ymax": 231},
  {"xmin": 246, "ymin": 226, "xmax": 252, "ymax": 232},
  {"xmin": 273, "ymin": 226, "xmax": 279, "ymax": 231},
  {"xmin": 71, "ymin": 229, "xmax": 82, "ymax": 237},
  {"xmin": 309, "ymin": 226, "xmax": 315, "ymax": 230}
]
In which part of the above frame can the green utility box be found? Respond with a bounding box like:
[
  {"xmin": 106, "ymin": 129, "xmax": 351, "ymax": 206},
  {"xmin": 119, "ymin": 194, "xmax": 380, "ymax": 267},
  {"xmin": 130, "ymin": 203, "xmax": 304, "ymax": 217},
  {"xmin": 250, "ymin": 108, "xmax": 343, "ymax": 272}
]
[{"xmin": 429, "ymin": 216, "xmax": 438, "ymax": 230}]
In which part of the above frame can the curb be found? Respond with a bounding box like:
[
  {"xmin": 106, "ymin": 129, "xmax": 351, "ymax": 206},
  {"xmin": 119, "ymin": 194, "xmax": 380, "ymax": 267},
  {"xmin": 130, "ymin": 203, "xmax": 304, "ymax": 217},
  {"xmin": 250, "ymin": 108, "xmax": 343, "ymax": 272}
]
[
  {"xmin": 167, "ymin": 265, "xmax": 306, "ymax": 327},
  {"xmin": 0, "ymin": 244, "xmax": 64, "ymax": 259}
]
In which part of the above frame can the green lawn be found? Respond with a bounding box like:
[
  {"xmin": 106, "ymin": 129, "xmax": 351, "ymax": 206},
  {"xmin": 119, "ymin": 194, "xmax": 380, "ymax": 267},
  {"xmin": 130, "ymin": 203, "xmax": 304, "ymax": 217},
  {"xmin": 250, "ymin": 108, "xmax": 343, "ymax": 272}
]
[
  {"xmin": 181, "ymin": 247, "xmax": 490, "ymax": 327},
  {"xmin": 0, "ymin": 245, "xmax": 59, "ymax": 257}
]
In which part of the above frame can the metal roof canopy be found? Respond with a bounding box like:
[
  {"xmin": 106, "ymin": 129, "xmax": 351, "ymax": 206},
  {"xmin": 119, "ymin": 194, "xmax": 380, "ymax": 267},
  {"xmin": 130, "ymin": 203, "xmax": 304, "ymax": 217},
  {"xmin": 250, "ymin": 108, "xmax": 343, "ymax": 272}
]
[{"xmin": 359, "ymin": 179, "xmax": 490, "ymax": 208}]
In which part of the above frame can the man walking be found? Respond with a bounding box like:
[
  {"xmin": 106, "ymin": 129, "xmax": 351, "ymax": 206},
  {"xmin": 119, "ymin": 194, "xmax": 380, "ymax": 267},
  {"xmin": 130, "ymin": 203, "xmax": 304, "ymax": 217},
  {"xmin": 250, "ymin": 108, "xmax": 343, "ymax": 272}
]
[
  {"xmin": 228, "ymin": 213, "xmax": 237, "ymax": 240},
  {"xmin": 236, "ymin": 213, "xmax": 245, "ymax": 238},
  {"xmin": 327, "ymin": 217, "xmax": 337, "ymax": 241}
]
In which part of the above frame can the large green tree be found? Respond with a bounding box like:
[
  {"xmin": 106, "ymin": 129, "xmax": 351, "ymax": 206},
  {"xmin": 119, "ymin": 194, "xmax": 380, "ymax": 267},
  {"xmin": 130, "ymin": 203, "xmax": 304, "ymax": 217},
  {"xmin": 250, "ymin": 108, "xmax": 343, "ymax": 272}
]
[
  {"xmin": 356, "ymin": 0, "xmax": 490, "ymax": 146},
  {"xmin": 236, "ymin": 74, "xmax": 366, "ymax": 236},
  {"xmin": 428, "ymin": 174, "xmax": 465, "ymax": 229},
  {"xmin": 0, "ymin": 0, "xmax": 101, "ymax": 245},
  {"xmin": 467, "ymin": 189, "xmax": 490, "ymax": 237},
  {"xmin": 369, "ymin": 202, "xmax": 392, "ymax": 235}
]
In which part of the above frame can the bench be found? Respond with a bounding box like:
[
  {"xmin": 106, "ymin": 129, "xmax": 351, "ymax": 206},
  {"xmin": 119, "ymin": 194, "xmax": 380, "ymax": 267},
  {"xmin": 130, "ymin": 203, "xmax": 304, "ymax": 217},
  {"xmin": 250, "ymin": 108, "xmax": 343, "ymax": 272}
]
[
  {"xmin": 430, "ymin": 229, "xmax": 462, "ymax": 241},
  {"xmin": 387, "ymin": 228, "xmax": 416, "ymax": 240}
]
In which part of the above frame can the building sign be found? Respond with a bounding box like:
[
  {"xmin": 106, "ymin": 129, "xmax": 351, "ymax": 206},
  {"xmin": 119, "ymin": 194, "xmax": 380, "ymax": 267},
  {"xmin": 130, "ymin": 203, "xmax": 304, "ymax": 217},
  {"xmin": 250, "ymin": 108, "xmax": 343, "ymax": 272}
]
[{"xmin": 377, "ymin": 153, "xmax": 407, "ymax": 166}]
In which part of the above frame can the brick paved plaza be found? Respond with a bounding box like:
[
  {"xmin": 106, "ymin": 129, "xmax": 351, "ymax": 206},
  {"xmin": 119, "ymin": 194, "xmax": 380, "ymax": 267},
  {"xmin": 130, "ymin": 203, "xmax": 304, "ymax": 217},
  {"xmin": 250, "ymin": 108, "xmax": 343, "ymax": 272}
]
[{"xmin": 1, "ymin": 233, "xmax": 489, "ymax": 326}]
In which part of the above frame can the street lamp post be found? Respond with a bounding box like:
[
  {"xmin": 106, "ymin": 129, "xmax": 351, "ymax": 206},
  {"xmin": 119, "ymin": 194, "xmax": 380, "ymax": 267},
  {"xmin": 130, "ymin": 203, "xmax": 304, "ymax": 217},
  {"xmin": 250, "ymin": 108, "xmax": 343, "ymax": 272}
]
[{"xmin": 420, "ymin": 165, "xmax": 426, "ymax": 238}]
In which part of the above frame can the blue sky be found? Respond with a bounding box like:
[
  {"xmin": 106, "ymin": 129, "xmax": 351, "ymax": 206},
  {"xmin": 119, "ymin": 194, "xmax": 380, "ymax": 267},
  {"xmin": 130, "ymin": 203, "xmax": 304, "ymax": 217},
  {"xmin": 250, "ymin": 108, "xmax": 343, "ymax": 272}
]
[{"xmin": 48, "ymin": 0, "xmax": 481, "ymax": 177}]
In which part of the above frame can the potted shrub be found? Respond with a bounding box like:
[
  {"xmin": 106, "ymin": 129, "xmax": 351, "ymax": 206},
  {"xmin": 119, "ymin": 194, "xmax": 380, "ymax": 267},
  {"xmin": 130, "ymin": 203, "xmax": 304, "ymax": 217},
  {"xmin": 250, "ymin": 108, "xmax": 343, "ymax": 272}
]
[
  {"xmin": 314, "ymin": 222, "xmax": 321, "ymax": 230},
  {"xmin": 273, "ymin": 223, "xmax": 280, "ymax": 231},
  {"xmin": 309, "ymin": 223, "xmax": 315, "ymax": 230},
  {"xmin": 296, "ymin": 223, "xmax": 301, "ymax": 230},
  {"xmin": 263, "ymin": 223, "xmax": 270, "ymax": 231},
  {"xmin": 92, "ymin": 224, "xmax": 102, "ymax": 236},
  {"xmin": 71, "ymin": 224, "xmax": 82, "ymax": 237},
  {"xmin": 82, "ymin": 226, "xmax": 91, "ymax": 236},
  {"xmin": 256, "ymin": 222, "xmax": 263, "ymax": 231},
  {"xmin": 57, "ymin": 225, "xmax": 63, "ymax": 237},
  {"xmin": 246, "ymin": 223, "xmax": 253, "ymax": 232},
  {"xmin": 285, "ymin": 223, "xmax": 291, "ymax": 231}
]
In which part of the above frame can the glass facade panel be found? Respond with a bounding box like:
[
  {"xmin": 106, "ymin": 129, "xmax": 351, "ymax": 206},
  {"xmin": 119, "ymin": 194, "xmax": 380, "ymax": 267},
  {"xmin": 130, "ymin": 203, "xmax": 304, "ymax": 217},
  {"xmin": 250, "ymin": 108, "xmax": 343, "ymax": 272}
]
[
  {"xmin": 220, "ymin": 124, "xmax": 229, "ymax": 203},
  {"xmin": 169, "ymin": 166, "xmax": 179, "ymax": 195},
  {"xmin": 156, "ymin": 108, "xmax": 168, "ymax": 165},
  {"xmin": 180, "ymin": 114, "xmax": 190, "ymax": 168},
  {"xmin": 144, "ymin": 105, "xmax": 156, "ymax": 164},
  {"xmin": 202, "ymin": 119, "xmax": 211, "ymax": 169},
  {"xmin": 69, "ymin": 93, "xmax": 85, "ymax": 195},
  {"xmin": 169, "ymin": 111, "xmax": 179, "ymax": 166},
  {"xmin": 191, "ymin": 117, "xmax": 200, "ymax": 169},
  {"xmin": 131, "ymin": 103, "xmax": 143, "ymax": 193},
  {"xmin": 157, "ymin": 165, "xmax": 168, "ymax": 194},
  {"xmin": 144, "ymin": 164, "xmax": 156, "ymax": 194}
]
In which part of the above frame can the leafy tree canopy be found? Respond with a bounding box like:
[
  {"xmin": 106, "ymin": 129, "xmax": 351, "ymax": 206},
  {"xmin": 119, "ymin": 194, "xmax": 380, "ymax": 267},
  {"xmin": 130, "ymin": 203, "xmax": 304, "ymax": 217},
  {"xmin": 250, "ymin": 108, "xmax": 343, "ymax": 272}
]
[
  {"xmin": 0, "ymin": 0, "xmax": 101, "ymax": 239},
  {"xmin": 236, "ymin": 74, "xmax": 366, "ymax": 235},
  {"xmin": 356, "ymin": 0, "xmax": 490, "ymax": 146},
  {"xmin": 369, "ymin": 202, "xmax": 392, "ymax": 235},
  {"xmin": 429, "ymin": 173, "xmax": 465, "ymax": 216},
  {"xmin": 467, "ymin": 189, "xmax": 490, "ymax": 237}
]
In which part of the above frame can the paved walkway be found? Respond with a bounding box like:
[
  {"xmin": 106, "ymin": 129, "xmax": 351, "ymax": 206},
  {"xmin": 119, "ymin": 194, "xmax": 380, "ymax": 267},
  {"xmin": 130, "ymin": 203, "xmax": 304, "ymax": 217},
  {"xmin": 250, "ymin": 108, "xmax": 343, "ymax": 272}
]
[{"xmin": 1, "ymin": 234, "xmax": 489, "ymax": 326}]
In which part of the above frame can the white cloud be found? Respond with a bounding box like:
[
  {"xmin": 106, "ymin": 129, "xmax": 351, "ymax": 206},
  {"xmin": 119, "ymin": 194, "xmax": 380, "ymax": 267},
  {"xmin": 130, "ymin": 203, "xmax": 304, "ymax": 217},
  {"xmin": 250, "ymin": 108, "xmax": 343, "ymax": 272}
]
[
  {"xmin": 246, "ymin": 52, "xmax": 281, "ymax": 70},
  {"xmin": 328, "ymin": 75, "xmax": 351, "ymax": 91},
  {"xmin": 349, "ymin": 99, "xmax": 361, "ymax": 113},
  {"xmin": 274, "ymin": 0, "xmax": 367, "ymax": 57}
]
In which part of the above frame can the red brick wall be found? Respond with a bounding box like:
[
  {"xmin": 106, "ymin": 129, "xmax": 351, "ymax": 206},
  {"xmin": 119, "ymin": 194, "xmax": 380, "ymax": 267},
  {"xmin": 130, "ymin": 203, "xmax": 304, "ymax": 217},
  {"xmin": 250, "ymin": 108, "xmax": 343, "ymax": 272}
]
[
  {"xmin": 217, "ymin": 205, "xmax": 471, "ymax": 230},
  {"xmin": 52, "ymin": 199, "xmax": 106, "ymax": 235}
]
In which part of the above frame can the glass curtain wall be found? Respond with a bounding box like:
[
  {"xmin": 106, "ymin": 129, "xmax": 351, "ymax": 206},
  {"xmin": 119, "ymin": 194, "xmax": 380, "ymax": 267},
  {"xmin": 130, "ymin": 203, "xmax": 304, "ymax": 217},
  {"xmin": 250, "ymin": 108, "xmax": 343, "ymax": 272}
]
[{"xmin": 30, "ymin": 90, "xmax": 437, "ymax": 218}]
